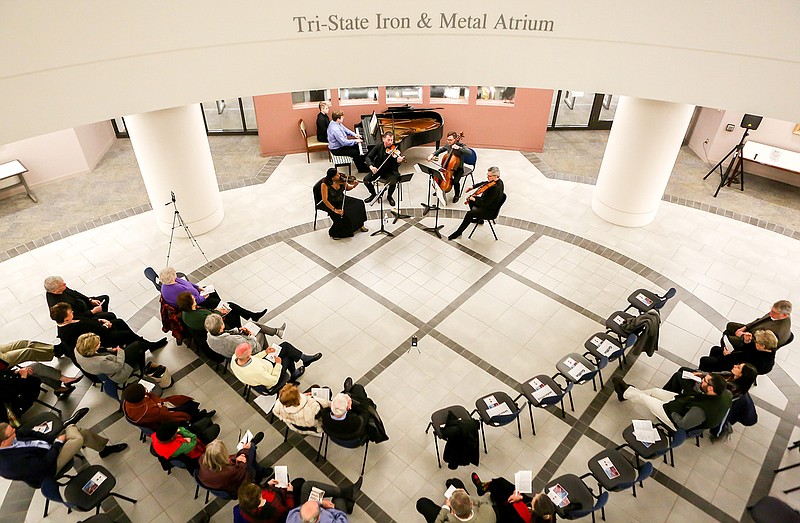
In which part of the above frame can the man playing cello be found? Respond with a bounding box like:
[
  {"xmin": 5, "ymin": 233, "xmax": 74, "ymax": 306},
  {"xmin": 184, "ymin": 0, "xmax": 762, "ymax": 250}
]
[
  {"xmin": 448, "ymin": 166, "xmax": 504, "ymax": 241},
  {"xmin": 428, "ymin": 131, "xmax": 469, "ymax": 203}
]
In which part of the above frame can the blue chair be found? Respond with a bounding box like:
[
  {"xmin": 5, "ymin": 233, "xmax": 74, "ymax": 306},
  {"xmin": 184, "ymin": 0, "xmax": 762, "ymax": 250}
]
[
  {"xmin": 557, "ymin": 353, "xmax": 603, "ymax": 392},
  {"xmin": 686, "ymin": 405, "xmax": 731, "ymax": 446},
  {"xmin": 585, "ymin": 331, "xmax": 637, "ymax": 371},
  {"xmin": 605, "ymin": 310, "xmax": 636, "ymax": 341},
  {"xmin": 193, "ymin": 469, "xmax": 233, "ymax": 503},
  {"xmin": 546, "ymin": 473, "xmax": 608, "ymax": 523},
  {"xmin": 585, "ymin": 447, "xmax": 653, "ymax": 521},
  {"xmin": 620, "ymin": 423, "xmax": 686, "ymax": 468},
  {"xmin": 473, "ymin": 391, "xmax": 523, "ymax": 453},
  {"xmin": 625, "ymin": 287, "xmax": 677, "ymax": 314},
  {"xmin": 42, "ymin": 465, "xmax": 136, "ymax": 517},
  {"xmin": 233, "ymin": 504, "xmax": 248, "ymax": 523},
  {"xmin": 462, "ymin": 147, "xmax": 478, "ymax": 188},
  {"xmin": 518, "ymin": 373, "xmax": 574, "ymax": 435}
]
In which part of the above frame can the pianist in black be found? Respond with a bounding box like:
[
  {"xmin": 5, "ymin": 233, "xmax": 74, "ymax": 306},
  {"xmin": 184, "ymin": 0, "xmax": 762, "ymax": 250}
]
[
  {"xmin": 428, "ymin": 131, "xmax": 469, "ymax": 203},
  {"xmin": 364, "ymin": 131, "xmax": 404, "ymax": 207},
  {"xmin": 448, "ymin": 166, "xmax": 504, "ymax": 241},
  {"xmin": 319, "ymin": 168, "xmax": 369, "ymax": 240},
  {"xmin": 316, "ymin": 101, "xmax": 330, "ymax": 143},
  {"xmin": 327, "ymin": 110, "xmax": 369, "ymax": 173}
]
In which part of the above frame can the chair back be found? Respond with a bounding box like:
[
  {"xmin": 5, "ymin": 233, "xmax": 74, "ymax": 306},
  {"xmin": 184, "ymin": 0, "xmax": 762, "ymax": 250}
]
[
  {"xmin": 193, "ymin": 469, "xmax": 233, "ymax": 500},
  {"xmin": 569, "ymin": 490, "xmax": 608, "ymax": 519},
  {"xmin": 669, "ymin": 428, "xmax": 687, "ymax": 449},
  {"xmin": 233, "ymin": 504, "xmax": 248, "ymax": 523},
  {"xmin": 463, "ymin": 147, "xmax": 478, "ymax": 167},
  {"xmin": 780, "ymin": 331, "xmax": 795, "ymax": 350},
  {"xmin": 636, "ymin": 461, "xmax": 654, "ymax": 484},
  {"xmin": 654, "ymin": 287, "xmax": 677, "ymax": 310},
  {"xmin": 624, "ymin": 332, "xmax": 638, "ymax": 350},
  {"xmin": 299, "ymin": 119, "xmax": 309, "ymax": 139},
  {"xmin": 96, "ymin": 373, "xmax": 120, "ymax": 401},
  {"xmin": 40, "ymin": 475, "xmax": 70, "ymax": 508},
  {"xmin": 144, "ymin": 267, "xmax": 161, "ymax": 291},
  {"xmin": 313, "ymin": 178, "xmax": 325, "ymax": 209},
  {"xmin": 486, "ymin": 193, "xmax": 507, "ymax": 221}
]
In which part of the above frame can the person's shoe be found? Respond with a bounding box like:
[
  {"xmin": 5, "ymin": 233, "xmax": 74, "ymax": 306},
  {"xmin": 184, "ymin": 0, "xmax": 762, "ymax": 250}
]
[
  {"xmin": 302, "ymin": 352, "xmax": 322, "ymax": 366},
  {"xmin": 63, "ymin": 407, "xmax": 89, "ymax": 427},
  {"xmin": 62, "ymin": 375, "xmax": 83, "ymax": 386},
  {"xmin": 476, "ymin": 219, "xmax": 485, "ymax": 225},
  {"xmin": 365, "ymin": 194, "xmax": 377, "ymax": 204},
  {"xmin": 201, "ymin": 409, "xmax": 217, "ymax": 419},
  {"xmin": 343, "ymin": 476, "xmax": 363, "ymax": 512},
  {"xmin": 447, "ymin": 233, "xmax": 460, "ymax": 241},
  {"xmin": 331, "ymin": 236, "xmax": 343, "ymax": 241},
  {"xmin": 276, "ymin": 323, "xmax": 287, "ymax": 339},
  {"xmin": 255, "ymin": 309, "xmax": 269, "ymax": 321},
  {"xmin": 343, "ymin": 376, "xmax": 353, "ymax": 392},
  {"xmin": 54, "ymin": 384, "xmax": 76, "ymax": 398},
  {"xmin": 147, "ymin": 338, "xmax": 168, "ymax": 351},
  {"xmin": 470, "ymin": 471, "xmax": 488, "ymax": 496},
  {"xmin": 290, "ymin": 367, "xmax": 306, "ymax": 382},
  {"xmin": 387, "ymin": 196, "xmax": 396, "ymax": 207},
  {"xmin": 250, "ymin": 431, "xmax": 265, "ymax": 446},
  {"xmin": 612, "ymin": 377, "xmax": 629, "ymax": 402},
  {"xmin": 99, "ymin": 443, "xmax": 128, "ymax": 458},
  {"xmin": 453, "ymin": 194, "xmax": 460, "ymax": 204},
  {"xmin": 359, "ymin": 226, "xmax": 369, "ymax": 233}
]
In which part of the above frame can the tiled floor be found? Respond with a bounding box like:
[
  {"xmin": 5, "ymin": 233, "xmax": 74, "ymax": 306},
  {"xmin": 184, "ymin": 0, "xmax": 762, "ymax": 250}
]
[{"xmin": 1, "ymin": 138, "xmax": 799, "ymax": 523}]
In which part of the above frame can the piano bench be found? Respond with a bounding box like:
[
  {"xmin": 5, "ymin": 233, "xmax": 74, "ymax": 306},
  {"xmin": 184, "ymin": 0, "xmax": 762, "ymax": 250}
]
[{"xmin": 330, "ymin": 155, "xmax": 352, "ymax": 175}]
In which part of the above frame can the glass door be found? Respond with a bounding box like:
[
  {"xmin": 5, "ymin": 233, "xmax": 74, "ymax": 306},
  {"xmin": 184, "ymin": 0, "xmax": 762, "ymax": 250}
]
[{"xmin": 549, "ymin": 90, "xmax": 615, "ymax": 130}]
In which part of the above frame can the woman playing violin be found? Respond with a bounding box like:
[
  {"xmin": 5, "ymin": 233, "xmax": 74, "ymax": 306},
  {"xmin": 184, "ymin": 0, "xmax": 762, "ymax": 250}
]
[
  {"xmin": 320, "ymin": 168, "xmax": 369, "ymax": 240},
  {"xmin": 448, "ymin": 166, "xmax": 504, "ymax": 241},
  {"xmin": 428, "ymin": 131, "xmax": 469, "ymax": 203},
  {"xmin": 364, "ymin": 131, "xmax": 404, "ymax": 207}
]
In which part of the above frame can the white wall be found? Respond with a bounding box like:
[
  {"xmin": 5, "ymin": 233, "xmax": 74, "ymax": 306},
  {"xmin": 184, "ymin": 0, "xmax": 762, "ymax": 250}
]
[{"xmin": 0, "ymin": 0, "xmax": 798, "ymax": 144}]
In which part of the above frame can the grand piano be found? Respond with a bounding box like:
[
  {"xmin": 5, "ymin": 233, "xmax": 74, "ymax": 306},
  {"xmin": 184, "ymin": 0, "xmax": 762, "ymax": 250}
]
[{"xmin": 355, "ymin": 106, "xmax": 443, "ymax": 155}]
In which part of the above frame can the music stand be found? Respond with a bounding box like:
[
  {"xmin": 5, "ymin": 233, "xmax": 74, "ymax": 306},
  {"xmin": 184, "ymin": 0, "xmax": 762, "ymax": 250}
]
[
  {"xmin": 368, "ymin": 180, "xmax": 394, "ymax": 237},
  {"xmin": 416, "ymin": 163, "xmax": 445, "ymax": 238},
  {"xmin": 391, "ymin": 172, "xmax": 414, "ymax": 223}
]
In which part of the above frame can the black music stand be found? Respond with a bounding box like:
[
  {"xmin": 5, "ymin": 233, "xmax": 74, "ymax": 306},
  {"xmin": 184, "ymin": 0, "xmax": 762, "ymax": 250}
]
[
  {"xmin": 391, "ymin": 172, "xmax": 414, "ymax": 223},
  {"xmin": 417, "ymin": 163, "xmax": 445, "ymax": 238},
  {"xmin": 369, "ymin": 180, "xmax": 394, "ymax": 237}
]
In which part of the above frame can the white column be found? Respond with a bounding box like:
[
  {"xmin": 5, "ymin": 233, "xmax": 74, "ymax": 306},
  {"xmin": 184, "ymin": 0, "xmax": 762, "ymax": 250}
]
[
  {"xmin": 125, "ymin": 104, "xmax": 223, "ymax": 236},
  {"xmin": 591, "ymin": 96, "xmax": 695, "ymax": 227}
]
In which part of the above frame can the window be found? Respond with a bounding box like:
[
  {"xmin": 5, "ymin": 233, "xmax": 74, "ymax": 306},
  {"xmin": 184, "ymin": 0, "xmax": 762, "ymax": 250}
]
[
  {"xmin": 339, "ymin": 87, "xmax": 379, "ymax": 104},
  {"xmin": 386, "ymin": 85, "xmax": 422, "ymax": 103},
  {"xmin": 430, "ymin": 85, "xmax": 470, "ymax": 103},
  {"xmin": 476, "ymin": 86, "xmax": 516, "ymax": 105},
  {"xmin": 292, "ymin": 89, "xmax": 330, "ymax": 108}
]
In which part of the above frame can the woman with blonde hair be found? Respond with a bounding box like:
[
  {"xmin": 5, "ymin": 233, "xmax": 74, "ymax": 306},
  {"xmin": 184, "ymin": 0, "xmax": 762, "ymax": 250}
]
[
  {"xmin": 74, "ymin": 332, "xmax": 150, "ymax": 384},
  {"xmin": 272, "ymin": 383, "xmax": 330, "ymax": 435},
  {"xmin": 198, "ymin": 433, "xmax": 270, "ymax": 497}
]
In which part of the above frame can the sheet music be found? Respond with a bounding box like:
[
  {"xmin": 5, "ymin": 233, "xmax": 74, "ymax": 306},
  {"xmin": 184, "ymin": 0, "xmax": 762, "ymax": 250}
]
[
  {"xmin": 514, "ymin": 470, "xmax": 533, "ymax": 493},
  {"xmin": 274, "ymin": 465, "xmax": 289, "ymax": 488}
]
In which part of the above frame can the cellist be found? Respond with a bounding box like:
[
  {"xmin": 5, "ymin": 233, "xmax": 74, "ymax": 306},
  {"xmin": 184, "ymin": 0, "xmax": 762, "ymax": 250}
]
[
  {"xmin": 428, "ymin": 131, "xmax": 469, "ymax": 203},
  {"xmin": 448, "ymin": 166, "xmax": 504, "ymax": 241}
]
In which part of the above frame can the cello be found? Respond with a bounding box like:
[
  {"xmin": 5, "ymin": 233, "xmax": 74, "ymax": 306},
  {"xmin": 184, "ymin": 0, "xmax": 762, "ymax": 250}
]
[{"xmin": 434, "ymin": 131, "xmax": 464, "ymax": 193}]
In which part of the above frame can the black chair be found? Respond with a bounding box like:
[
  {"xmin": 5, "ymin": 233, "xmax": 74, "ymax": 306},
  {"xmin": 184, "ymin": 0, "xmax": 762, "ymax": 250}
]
[
  {"xmin": 619, "ymin": 423, "xmax": 686, "ymax": 468},
  {"xmin": 518, "ymin": 373, "xmax": 574, "ymax": 435},
  {"xmin": 182, "ymin": 320, "xmax": 226, "ymax": 370},
  {"xmin": 425, "ymin": 405, "xmax": 473, "ymax": 468},
  {"xmin": 625, "ymin": 287, "xmax": 677, "ymax": 314},
  {"xmin": 586, "ymin": 447, "xmax": 652, "ymax": 499},
  {"xmin": 42, "ymin": 464, "xmax": 136, "ymax": 517},
  {"xmin": 556, "ymin": 353, "xmax": 603, "ymax": 392},
  {"xmin": 241, "ymin": 368, "xmax": 291, "ymax": 403},
  {"xmin": 584, "ymin": 331, "xmax": 637, "ymax": 371},
  {"xmin": 545, "ymin": 473, "xmax": 608, "ymax": 523},
  {"xmin": 605, "ymin": 310, "xmax": 635, "ymax": 340},
  {"xmin": 312, "ymin": 178, "xmax": 325, "ymax": 230},
  {"xmin": 193, "ymin": 469, "xmax": 234, "ymax": 503},
  {"xmin": 468, "ymin": 193, "xmax": 507, "ymax": 240},
  {"xmin": 473, "ymin": 391, "xmax": 523, "ymax": 453},
  {"xmin": 317, "ymin": 415, "xmax": 370, "ymax": 477}
]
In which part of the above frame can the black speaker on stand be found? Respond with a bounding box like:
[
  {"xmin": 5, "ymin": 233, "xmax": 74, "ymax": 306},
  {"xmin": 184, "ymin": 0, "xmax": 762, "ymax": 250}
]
[{"xmin": 703, "ymin": 114, "xmax": 762, "ymax": 197}]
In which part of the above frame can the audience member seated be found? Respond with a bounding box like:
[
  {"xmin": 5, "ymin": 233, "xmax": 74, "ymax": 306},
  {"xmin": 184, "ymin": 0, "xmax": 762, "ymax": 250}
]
[
  {"xmin": 44, "ymin": 275, "xmax": 116, "ymax": 321},
  {"xmin": 51, "ymin": 302, "xmax": 166, "ymax": 357},
  {"xmin": 0, "ymin": 339, "xmax": 55, "ymax": 367},
  {"xmin": 723, "ymin": 300, "xmax": 792, "ymax": 350},
  {"xmin": 231, "ymin": 342, "xmax": 321, "ymax": 392},
  {"xmin": 238, "ymin": 478, "xmax": 303, "ymax": 523},
  {"xmin": 0, "ymin": 364, "xmax": 43, "ymax": 424},
  {"xmin": 74, "ymin": 333, "xmax": 151, "ymax": 386},
  {"xmin": 203, "ymin": 311, "xmax": 286, "ymax": 359},
  {"xmin": 284, "ymin": 478, "xmax": 363, "ymax": 522},
  {"xmin": 612, "ymin": 373, "xmax": 732, "ymax": 432},
  {"xmin": 121, "ymin": 383, "xmax": 219, "ymax": 442},
  {"xmin": 272, "ymin": 383, "xmax": 330, "ymax": 436},
  {"xmin": 198, "ymin": 435, "xmax": 272, "ymax": 497},
  {"xmin": 151, "ymin": 421, "xmax": 207, "ymax": 473},
  {"xmin": 159, "ymin": 267, "xmax": 267, "ymax": 325},
  {"xmin": 699, "ymin": 329, "xmax": 779, "ymax": 375},
  {"xmin": 416, "ymin": 478, "xmax": 496, "ymax": 523},
  {"xmin": 470, "ymin": 472, "xmax": 557, "ymax": 523},
  {"xmin": 320, "ymin": 379, "xmax": 388, "ymax": 444},
  {"xmin": 1, "ymin": 357, "xmax": 82, "ymax": 398},
  {"xmin": 663, "ymin": 362, "xmax": 758, "ymax": 399},
  {"xmin": 0, "ymin": 415, "xmax": 127, "ymax": 486}
]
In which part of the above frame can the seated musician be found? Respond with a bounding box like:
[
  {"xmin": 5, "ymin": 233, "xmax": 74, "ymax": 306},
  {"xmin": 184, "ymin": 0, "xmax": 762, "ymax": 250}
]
[
  {"xmin": 319, "ymin": 168, "xmax": 369, "ymax": 240},
  {"xmin": 364, "ymin": 131, "xmax": 404, "ymax": 207},
  {"xmin": 327, "ymin": 110, "xmax": 369, "ymax": 173},
  {"xmin": 316, "ymin": 101, "xmax": 330, "ymax": 143},
  {"xmin": 428, "ymin": 131, "xmax": 469, "ymax": 203},
  {"xmin": 448, "ymin": 166, "xmax": 504, "ymax": 241}
]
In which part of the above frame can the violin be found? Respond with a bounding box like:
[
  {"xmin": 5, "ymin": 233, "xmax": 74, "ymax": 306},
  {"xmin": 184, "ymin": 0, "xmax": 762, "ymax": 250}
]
[
  {"xmin": 464, "ymin": 180, "xmax": 496, "ymax": 205},
  {"xmin": 436, "ymin": 132, "xmax": 464, "ymax": 194},
  {"xmin": 385, "ymin": 145, "xmax": 402, "ymax": 158}
]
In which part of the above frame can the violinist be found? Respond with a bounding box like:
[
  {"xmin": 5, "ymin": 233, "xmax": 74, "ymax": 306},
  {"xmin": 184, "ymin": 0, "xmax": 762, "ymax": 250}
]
[
  {"xmin": 364, "ymin": 131, "xmax": 404, "ymax": 207},
  {"xmin": 319, "ymin": 168, "xmax": 369, "ymax": 240},
  {"xmin": 428, "ymin": 131, "xmax": 469, "ymax": 203},
  {"xmin": 448, "ymin": 166, "xmax": 504, "ymax": 241}
]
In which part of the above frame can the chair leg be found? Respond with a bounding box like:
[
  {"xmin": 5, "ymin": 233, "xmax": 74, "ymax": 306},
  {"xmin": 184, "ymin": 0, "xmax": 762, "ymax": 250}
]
[
  {"xmin": 480, "ymin": 421, "xmax": 487, "ymax": 454},
  {"xmin": 528, "ymin": 404, "xmax": 536, "ymax": 435},
  {"xmin": 599, "ymin": 486, "xmax": 606, "ymax": 520},
  {"xmin": 559, "ymin": 397, "xmax": 566, "ymax": 419},
  {"xmin": 632, "ymin": 480, "xmax": 637, "ymax": 497},
  {"xmin": 488, "ymin": 220, "xmax": 498, "ymax": 240},
  {"xmin": 360, "ymin": 441, "xmax": 369, "ymax": 476},
  {"xmin": 284, "ymin": 426, "xmax": 289, "ymax": 442},
  {"xmin": 205, "ymin": 489, "xmax": 210, "ymax": 503},
  {"xmin": 194, "ymin": 484, "xmax": 200, "ymax": 499},
  {"xmin": 568, "ymin": 390, "xmax": 575, "ymax": 411},
  {"xmin": 34, "ymin": 398, "xmax": 62, "ymax": 415},
  {"xmin": 468, "ymin": 222, "xmax": 478, "ymax": 239},
  {"xmin": 434, "ymin": 434, "xmax": 442, "ymax": 468},
  {"xmin": 316, "ymin": 434, "xmax": 325, "ymax": 462},
  {"xmin": 43, "ymin": 499, "xmax": 49, "ymax": 518},
  {"xmin": 110, "ymin": 492, "xmax": 137, "ymax": 505},
  {"xmin": 598, "ymin": 369, "xmax": 605, "ymax": 389},
  {"xmin": 516, "ymin": 415, "xmax": 522, "ymax": 439}
]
